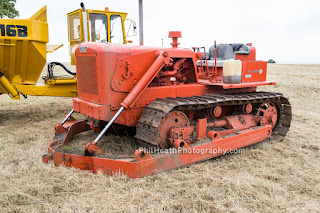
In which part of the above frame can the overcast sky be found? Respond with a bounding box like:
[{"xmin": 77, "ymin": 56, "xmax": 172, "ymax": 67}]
[{"xmin": 15, "ymin": 0, "xmax": 320, "ymax": 64}]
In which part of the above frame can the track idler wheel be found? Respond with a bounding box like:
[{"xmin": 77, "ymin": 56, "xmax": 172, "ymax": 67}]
[
  {"xmin": 257, "ymin": 102, "xmax": 278, "ymax": 128},
  {"xmin": 157, "ymin": 111, "xmax": 190, "ymax": 149}
]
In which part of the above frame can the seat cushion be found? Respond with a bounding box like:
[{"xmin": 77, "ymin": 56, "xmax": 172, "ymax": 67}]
[{"xmin": 208, "ymin": 43, "xmax": 251, "ymax": 60}]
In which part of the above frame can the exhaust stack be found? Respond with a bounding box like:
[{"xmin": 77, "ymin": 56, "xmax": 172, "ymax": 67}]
[
  {"xmin": 139, "ymin": 0, "xmax": 144, "ymax": 45},
  {"xmin": 80, "ymin": 2, "xmax": 89, "ymax": 42}
]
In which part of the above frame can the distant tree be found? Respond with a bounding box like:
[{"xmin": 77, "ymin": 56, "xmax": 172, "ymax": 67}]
[
  {"xmin": 268, "ymin": 59, "xmax": 276, "ymax": 64},
  {"xmin": 0, "ymin": 0, "xmax": 19, "ymax": 19}
]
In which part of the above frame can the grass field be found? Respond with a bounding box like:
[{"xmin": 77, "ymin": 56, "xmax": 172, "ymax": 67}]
[{"xmin": 0, "ymin": 64, "xmax": 319, "ymax": 212}]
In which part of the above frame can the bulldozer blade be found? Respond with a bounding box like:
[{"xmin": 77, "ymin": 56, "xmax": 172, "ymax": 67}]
[{"xmin": 43, "ymin": 119, "xmax": 272, "ymax": 178}]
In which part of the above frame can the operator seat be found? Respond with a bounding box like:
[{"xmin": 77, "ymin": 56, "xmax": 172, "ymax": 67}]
[
  {"xmin": 197, "ymin": 43, "xmax": 250, "ymax": 67},
  {"xmin": 209, "ymin": 43, "xmax": 251, "ymax": 60}
]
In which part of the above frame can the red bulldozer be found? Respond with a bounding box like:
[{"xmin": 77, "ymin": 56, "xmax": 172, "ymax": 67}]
[{"xmin": 43, "ymin": 32, "xmax": 292, "ymax": 178}]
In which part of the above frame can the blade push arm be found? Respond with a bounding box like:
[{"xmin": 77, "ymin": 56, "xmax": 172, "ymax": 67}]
[{"xmin": 121, "ymin": 51, "xmax": 172, "ymax": 109}]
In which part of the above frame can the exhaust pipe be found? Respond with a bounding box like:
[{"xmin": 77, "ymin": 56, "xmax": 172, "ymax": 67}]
[
  {"xmin": 138, "ymin": 0, "xmax": 144, "ymax": 45},
  {"xmin": 80, "ymin": 2, "xmax": 89, "ymax": 42}
]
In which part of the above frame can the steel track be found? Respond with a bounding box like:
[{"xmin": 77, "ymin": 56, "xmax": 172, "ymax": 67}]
[{"xmin": 135, "ymin": 91, "xmax": 292, "ymax": 146}]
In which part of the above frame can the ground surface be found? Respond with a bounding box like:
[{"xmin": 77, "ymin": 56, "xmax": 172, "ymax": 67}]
[{"xmin": 0, "ymin": 64, "xmax": 319, "ymax": 212}]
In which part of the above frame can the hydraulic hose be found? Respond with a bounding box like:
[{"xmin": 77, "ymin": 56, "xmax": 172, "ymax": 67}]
[{"xmin": 47, "ymin": 62, "xmax": 76, "ymax": 78}]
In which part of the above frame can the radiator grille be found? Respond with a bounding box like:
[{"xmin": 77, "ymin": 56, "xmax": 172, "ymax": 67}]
[{"xmin": 76, "ymin": 54, "xmax": 99, "ymax": 95}]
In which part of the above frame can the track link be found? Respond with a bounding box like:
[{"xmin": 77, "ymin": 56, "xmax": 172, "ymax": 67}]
[{"xmin": 135, "ymin": 92, "xmax": 292, "ymax": 146}]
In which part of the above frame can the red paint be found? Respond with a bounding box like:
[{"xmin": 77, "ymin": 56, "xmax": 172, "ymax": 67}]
[{"xmin": 241, "ymin": 61, "xmax": 267, "ymax": 82}]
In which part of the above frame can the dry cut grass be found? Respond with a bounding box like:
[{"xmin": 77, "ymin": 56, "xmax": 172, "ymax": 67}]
[{"xmin": 0, "ymin": 64, "xmax": 320, "ymax": 212}]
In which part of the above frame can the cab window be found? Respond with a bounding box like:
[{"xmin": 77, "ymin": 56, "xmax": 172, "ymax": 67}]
[
  {"xmin": 68, "ymin": 12, "xmax": 81, "ymax": 41},
  {"xmin": 89, "ymin": 13, "xmax": 108, "ymax": 42},
  {"xmin": 110, "ymin": 15, "xmax": 124, "ymax": 44}
]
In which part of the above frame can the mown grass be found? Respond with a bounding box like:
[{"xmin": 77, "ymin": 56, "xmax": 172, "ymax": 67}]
[{"xmin": 0, "ymin": 64, "xmax": 319, "ymax": 212}]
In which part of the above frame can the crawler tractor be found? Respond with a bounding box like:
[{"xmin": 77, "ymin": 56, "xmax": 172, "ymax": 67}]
[{"xmin": 43, "ymin": 32, "xmax": 292, "ymax": 178}]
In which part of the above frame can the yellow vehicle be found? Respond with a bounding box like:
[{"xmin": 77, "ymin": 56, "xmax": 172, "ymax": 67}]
[{"xmin": 0, "ymin": 4, "xmax": 136, "ymax": 100}]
